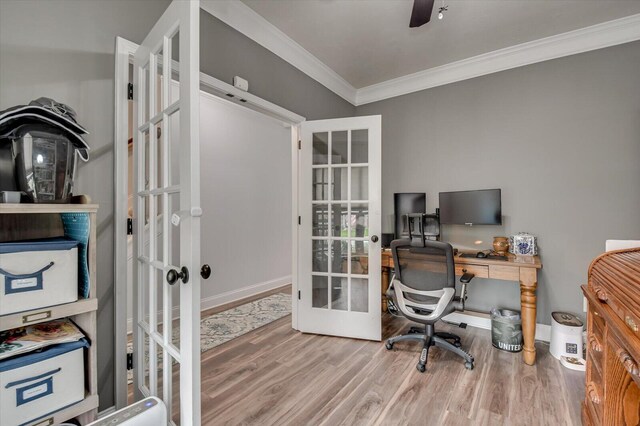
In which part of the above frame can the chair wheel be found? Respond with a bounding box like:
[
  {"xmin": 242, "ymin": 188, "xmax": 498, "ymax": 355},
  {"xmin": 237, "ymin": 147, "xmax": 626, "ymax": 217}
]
[
  {"xmin": 416, "ymin": 363, "xmax": 426, "ymax": 373},
  {"xmin": 465, "ymin": 361, "xmax": 474, "ymax": 370},
  {"xmin": 385, "ymin": 342, "xmax": 393, "ymax": 350}
]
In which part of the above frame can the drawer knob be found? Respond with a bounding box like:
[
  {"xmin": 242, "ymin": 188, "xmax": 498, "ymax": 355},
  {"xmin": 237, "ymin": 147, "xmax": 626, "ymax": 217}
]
[
  {"xmin": 618, "ymin": 350, "xmax": 639, "ymax": 377},
  {"xmin": 588, "ymin": 334, "xmax": 603, "ymax": 353},
  {"xmin": 594, "ymin": 287, "xmax": 608, "ymax": 303},
  {"xmin": 587, "ymin": 382, "xmax": 600, "ymax": 405}
]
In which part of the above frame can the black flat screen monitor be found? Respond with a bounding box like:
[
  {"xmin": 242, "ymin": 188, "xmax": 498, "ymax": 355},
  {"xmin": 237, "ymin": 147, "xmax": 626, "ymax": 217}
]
[
  {"xmin": 394, "ymin": 193, "xmax": 426, "ymax": 238},
  {"xmin": 439, "ymin": 189, "xmax": 502, "ymax": 225}
]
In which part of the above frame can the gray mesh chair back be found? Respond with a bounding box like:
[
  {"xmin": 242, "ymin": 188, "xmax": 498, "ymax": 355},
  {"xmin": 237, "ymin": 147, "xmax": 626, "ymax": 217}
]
[{"xmin": 390, "ymin": 239, "xmax": 456, "ymax": 323}]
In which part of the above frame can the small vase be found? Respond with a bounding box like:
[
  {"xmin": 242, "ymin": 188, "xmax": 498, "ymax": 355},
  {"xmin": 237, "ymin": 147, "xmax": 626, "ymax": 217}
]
[{"xmin": 493, "ymin": 236, "xmax": 509, "ymax": 256}]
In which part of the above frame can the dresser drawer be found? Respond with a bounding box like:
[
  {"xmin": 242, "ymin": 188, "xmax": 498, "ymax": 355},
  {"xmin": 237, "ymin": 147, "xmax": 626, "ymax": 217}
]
[{"xmin": 455, "ymin": 264, "xmax": 488, "ymax": 279}]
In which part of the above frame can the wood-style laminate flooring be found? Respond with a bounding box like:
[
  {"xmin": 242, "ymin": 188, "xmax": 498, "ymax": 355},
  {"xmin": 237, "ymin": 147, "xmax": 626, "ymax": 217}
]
[
  {"xmin": 129, "ymin": 287, "xmax": 584, "ymax": 425},
  {"xmin": 197, "ymin": 312, "xmax": 584, "ymax": 425}
]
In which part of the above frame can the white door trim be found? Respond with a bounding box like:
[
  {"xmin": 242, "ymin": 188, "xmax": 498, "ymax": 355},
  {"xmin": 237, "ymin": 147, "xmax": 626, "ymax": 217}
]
[
  {"xmin": 113, "ymin": 36, "xmax": 138, "ymax": 410},
  {"xmin": 114, "ymin": 37, "xmax": 305, "ymax": 410}
]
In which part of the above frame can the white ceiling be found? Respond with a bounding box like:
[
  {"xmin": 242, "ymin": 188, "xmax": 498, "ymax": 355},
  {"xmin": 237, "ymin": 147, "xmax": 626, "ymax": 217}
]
[{"xmin": 241, "ymin": 0, "xmax": 640, "ymax": 89}]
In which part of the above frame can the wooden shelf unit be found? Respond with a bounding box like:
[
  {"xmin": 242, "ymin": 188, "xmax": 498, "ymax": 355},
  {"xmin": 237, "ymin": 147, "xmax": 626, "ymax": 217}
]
[{"xmin": 0, "ymin": 201, "xmax": 99, "ymax": 425}]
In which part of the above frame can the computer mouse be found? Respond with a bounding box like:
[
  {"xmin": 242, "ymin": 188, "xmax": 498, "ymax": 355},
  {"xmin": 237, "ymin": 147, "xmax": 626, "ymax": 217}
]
[{"xmin": 476, "ymin": 251, "xmax": 487, "ymax": 258}]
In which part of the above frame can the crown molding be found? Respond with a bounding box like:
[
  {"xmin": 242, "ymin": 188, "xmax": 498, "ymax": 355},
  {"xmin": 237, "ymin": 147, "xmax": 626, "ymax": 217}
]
[
  {"xmin": 356, "ymin": 13, "xmax": 640, "ymax": 105},
  {"xmin": 200, "ymin": 0, "xmax": 358, "ymax": 105},
  {"xmin": 199, "ymin": 3, "xmax": 640, "ymax": 108}
]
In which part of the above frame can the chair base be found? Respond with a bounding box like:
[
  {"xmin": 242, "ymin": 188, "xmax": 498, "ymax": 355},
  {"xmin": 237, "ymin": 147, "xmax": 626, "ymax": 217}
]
[{"xmin": 385, "ymin": 325, "xmax": 474, "ymax": 373}]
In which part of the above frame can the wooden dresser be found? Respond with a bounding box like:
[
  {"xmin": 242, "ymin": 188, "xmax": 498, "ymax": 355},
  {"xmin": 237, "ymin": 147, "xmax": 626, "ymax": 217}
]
[{"xmin": 582, "ymin": 248, "xmax": 640, "ymax": 425}]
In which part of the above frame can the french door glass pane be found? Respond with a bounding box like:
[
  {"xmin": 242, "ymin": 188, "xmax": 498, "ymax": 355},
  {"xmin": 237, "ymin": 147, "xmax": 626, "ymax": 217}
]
[
  {"xmin": 331, "ymin": 204, "xmax": 348, "ymax": 237},
  {"xmin": 312, "ymin": 240, "xmax": 328, "ymax": 272},
  {"xmin": 351, "ymin": 203, "xmax": 369, "ymax": 237},
  {"xmin": 169, "ymin": 110, "xmax": 180, "ymax": 186},
  {"xmin": 155, "ymin": 48, "xmax": 164, "ymax": 115},
  {"xmin": 332, "ymin": 168, "xmax": 348, "ymax": 200},
  {"xmin": 169, "ymin": 31, "xmax": 180, "ymax": 105},
  {"xmin": 331, "ymin": 131, "xmax": 348, "ymax": 164},
  {"xmin": 313, "ymin": 168, "xmax": 329, "ymax": 201},
  {"xmin": 312, "ymin": 204, "xmax": 329, "ymax": 236},
  {"xmin": 351, "ymin": 278, "xmax": 369, "ymax": 312},
  {"xmin": 351, "ymin": 129, "xmax": 368, "ymax": 163},
  {"xmin": 331, "ymin": 277, "xmax": 348, "ymax": 311},
  {"xmin": 312, "ymin": 132, "xmax": 329, "ymax": 164},
  {"xmin": 312, "ymin": 276, "xmax": 328, "ymax": 308},
  {"xmin": 351, "ymin": 241, "xmax": 368, "ymax": 275},
  {"xmin": 143, "ymin": 63, "xmax": 150, "ymax": 122},
  {"xmin": 351, "ymin": 167, "xmax": 368, "ymax": 200},
  {"xmin": 331, "ymin": 240, "xmax": 348, "ymax": 274}
]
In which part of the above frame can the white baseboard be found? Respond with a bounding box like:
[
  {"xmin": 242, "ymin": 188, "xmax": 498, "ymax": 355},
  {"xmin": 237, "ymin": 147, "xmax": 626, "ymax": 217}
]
[
  {"xmin": 127, "ymin": 275, "xmax": 292, "ymax": 334},
  {"xmin": 443, "ymin": 310, "xmax": 551, "ymax": 343}
]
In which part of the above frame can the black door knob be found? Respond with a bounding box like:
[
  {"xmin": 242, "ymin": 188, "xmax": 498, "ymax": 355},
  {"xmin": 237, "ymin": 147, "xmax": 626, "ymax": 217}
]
[
  {"xmin": 201, "ymin": 264, "xmax": 212, "ymax": 279},
  {"xmin": 167, "ymin": 266, "xmax": 189, "ymax": 285},
  {"xmin": 371, "ymin": 235, "xmax": 379, "ymax": 243}
]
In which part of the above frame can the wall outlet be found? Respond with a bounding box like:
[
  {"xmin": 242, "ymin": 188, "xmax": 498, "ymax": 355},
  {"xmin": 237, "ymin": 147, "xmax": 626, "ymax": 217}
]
[{"xmin": 233, "ymin": 76, "xmax": 249, "ymax": 92}]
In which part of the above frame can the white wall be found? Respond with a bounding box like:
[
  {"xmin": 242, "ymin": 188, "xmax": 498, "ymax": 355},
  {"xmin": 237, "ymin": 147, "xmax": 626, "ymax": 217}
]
[{"xmin": 199, "ymin": 93, "xmax": 292, "ymax": 303}]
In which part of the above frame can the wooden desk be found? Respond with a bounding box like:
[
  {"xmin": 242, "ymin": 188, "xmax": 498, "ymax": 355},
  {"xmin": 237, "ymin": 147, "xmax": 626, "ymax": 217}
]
[{"xmin": 381, "ymin": 249, "xmax": 542, "ymax": 365}]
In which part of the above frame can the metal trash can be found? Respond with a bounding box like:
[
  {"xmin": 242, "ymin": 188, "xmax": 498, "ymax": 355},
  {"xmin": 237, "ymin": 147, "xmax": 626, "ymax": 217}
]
[{"xmin": 490, "ymin": 308, "xmax": 523, "ymax": 352}]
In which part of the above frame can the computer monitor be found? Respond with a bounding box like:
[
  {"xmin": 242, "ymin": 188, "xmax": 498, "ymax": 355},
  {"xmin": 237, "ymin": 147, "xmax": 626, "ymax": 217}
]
[
  {"xmin": 394, "ymin": 193, "xmax": 426, "ymax": 238},
  {"xmin": 439, "ymin": 189, "xmax": 502, "ymax": 225}
]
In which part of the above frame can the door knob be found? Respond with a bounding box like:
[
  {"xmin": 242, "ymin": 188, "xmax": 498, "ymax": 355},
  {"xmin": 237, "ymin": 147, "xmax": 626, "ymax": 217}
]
[
  {"xmin": 371, "ymin": 235, "xmax": 379, "ymax": 243},
  {"xmin": 201, "ymin": 264, "xmax": 212, "ymax": 279},
  {"xmin": 167, "ymin": 266, "xmax": 189, "ymax": 285}
]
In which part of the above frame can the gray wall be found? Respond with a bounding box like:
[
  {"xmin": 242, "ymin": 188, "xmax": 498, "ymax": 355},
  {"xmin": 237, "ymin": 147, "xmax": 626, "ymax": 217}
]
[
  {"xmin": 357, "ymin": 40, "xmax": 640, "ymax": 324},
  {"xmin": 200, "ymin": 11, "xmax": 355, "ymax": 120},
  {"xmin": 0, "ymin": 1, "xmax": 355, "ymax": 411}
]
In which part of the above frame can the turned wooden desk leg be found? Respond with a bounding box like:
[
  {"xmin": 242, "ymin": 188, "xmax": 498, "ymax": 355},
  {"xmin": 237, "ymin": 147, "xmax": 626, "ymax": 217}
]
[
  {"xmin": 381, "ymin": 267, "xmax": 390, "ymax": 313},
  {"xmin": 520, "ymin": 268, "xmax": 538, "ymax": 365}
]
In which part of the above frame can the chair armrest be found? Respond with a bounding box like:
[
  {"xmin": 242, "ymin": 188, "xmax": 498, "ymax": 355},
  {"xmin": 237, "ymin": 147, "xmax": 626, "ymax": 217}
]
[
  {"xmin": 456, "ymin": 273, "xmax": 474, "ymax": 311},
  {"xmin": 460, "ymin": 272, "xmax": 474, "ymax": 283}
]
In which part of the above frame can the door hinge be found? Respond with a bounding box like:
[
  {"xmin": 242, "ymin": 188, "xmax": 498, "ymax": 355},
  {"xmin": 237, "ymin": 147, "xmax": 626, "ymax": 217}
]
[
  {"xmin": 127, "ymin": 217, "xmax": 133, "ymax": 235},
  {"xmin": 126, "ymin": 352, "xmax": 133, "ymax": 370},
  {"xmin": 298, "ymin": 290, "xmax": 301, "ymax": 300},
  {"xmin": 127, "ymin": 83, "xmax": 133, "ymax": 100},
  {"xmin": 298, "ymin": 140, "xmax": 301, "ymax": 150},
  {"xmin": 298, "ymin": 216, "xmax": 301, "ymax": 225}
]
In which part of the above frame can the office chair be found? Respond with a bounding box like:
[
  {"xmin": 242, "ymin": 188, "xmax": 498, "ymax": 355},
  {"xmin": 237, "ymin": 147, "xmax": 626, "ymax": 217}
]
[{"xmin": 385, "ymin": 238, "xmax": 475, "ymax": 372}]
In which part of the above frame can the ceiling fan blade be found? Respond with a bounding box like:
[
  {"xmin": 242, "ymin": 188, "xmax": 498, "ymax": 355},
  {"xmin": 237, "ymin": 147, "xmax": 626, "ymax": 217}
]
[{"xmin": 409, "ymin": 0, "xmax": 435, "ymax": 28}]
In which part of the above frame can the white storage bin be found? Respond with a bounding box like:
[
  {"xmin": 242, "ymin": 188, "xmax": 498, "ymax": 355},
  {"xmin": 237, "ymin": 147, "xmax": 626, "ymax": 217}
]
[
  {"xmin": 0, "ymin": 339, "xmax": 88, "ymax": 426},
  {"xmin": 0, "ymin": 238, "xmax": 79, "ymax": 315}
]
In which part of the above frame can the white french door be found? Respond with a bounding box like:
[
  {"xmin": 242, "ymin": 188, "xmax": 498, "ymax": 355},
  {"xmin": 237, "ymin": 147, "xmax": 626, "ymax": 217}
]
[
  {"xmin": 298, "ymin": 116, "xmax": 382, "ymax": 341},
  {"xmin": 132, "ymin": 1, "xmax": 200, "ymax": 425}
]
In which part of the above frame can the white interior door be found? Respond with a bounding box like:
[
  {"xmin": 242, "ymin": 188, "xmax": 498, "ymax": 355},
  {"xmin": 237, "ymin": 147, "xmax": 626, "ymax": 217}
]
[
  {"xmin": 132, "ymin": 1, "xmax": 200, "ymax": 425},
  {"xmin": 298, "ymin": 116, "xmax": 382, "ymax": 340}
]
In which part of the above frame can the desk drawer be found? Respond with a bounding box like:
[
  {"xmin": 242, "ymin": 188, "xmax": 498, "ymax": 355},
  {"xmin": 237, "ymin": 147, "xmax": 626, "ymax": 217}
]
[
  {"xmin": 489, "ymin": 265, "xmax": 520, "ymax": 281},
  {"xmin": 455, "ymin": 264, "xmax": 488, "ymax": 279}
]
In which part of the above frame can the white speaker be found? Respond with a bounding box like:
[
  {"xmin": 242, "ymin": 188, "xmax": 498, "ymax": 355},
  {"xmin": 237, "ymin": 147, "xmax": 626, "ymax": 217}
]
[{"xmin": 89, "ymin": 397, "xmax": 167, "ymax": 426}]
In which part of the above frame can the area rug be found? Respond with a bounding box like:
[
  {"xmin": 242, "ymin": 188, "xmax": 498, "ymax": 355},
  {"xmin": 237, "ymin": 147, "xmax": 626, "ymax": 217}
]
[{"xmin": 128, "ymin": 292, "xmax": 291, "ymax": 382}]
